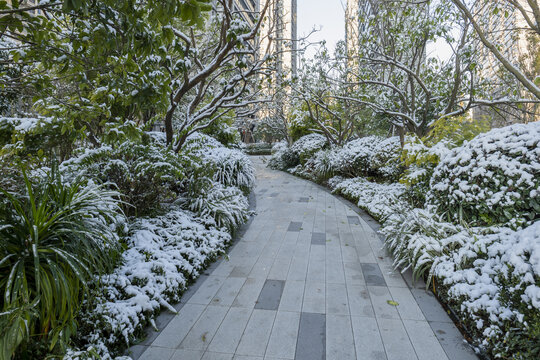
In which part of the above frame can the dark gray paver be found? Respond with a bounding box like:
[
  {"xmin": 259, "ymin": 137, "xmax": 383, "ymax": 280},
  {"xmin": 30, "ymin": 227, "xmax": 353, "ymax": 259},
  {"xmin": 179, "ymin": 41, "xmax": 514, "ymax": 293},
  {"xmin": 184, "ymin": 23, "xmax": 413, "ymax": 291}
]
[
  {"xmin": 311, "ymin": 232, "xmax": 326, "ymax": 245},
  {"xmin": 269, "ymin": 192, "xmax": 279, "ymax": 197},
  {"xmin": 287, "ymin": 221, "xmax": 303, "ymax": 232},
  {"xmin": 347, "ymin": 215, "xmax": 360, "ymax": 225},
  {"xmin": 254, "ymin": 279, "xmax": 285, "ymax": 310},
  {"xmin": 299, "ymin": 196, "xmax": 310, "ymax": 202},
  {"xmin": 295, "ymin": 312, "xmax": 326, "ymax": 360},
  {"xmin": 258, "ymin": 188, "xmax": 267, "ymax": 193},
  {"xmin": 361, "ymin": 263, "xmax": 387, "ymax": 286}
]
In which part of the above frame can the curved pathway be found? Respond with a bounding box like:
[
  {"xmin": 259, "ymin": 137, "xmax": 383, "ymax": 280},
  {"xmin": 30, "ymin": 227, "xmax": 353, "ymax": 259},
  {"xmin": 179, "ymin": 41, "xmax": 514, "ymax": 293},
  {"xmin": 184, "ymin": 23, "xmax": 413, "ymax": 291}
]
[{"xmin": 131, "ymin": 157, "xmax": 477, "ymax": 360}]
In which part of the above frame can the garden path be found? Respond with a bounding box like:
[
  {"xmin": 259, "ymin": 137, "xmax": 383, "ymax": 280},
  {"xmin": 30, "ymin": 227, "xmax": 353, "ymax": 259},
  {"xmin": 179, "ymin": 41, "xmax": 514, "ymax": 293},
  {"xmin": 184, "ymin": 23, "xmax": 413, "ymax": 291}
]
[{"xmin": 131, "ymin": 157, "xmax": 478, "ymax": 360}]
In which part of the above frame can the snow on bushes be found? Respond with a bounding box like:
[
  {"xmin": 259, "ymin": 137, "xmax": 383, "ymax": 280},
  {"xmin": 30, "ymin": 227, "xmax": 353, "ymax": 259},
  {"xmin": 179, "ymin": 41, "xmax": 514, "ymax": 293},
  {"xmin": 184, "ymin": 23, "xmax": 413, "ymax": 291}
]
[
  {"xmin": 73, "ymin": 208, "xmax": 232, "ymax": 359},
  {"xmin": 290, "ymin": 133, "xmax": 327, "ymax": 162},
  {"xmin": 434, "ymin": 221, "xmax": 540, "ymax": 358},
  {"xmin": 329, "ymin": 176, "xmax": 409, "ymax": 221},
  {"xmin": 332, "ymin": 136, "xmax": 383, "ymax": 177},
  {"xmin": 428, "ymin": 122, "xmax": 540, "ymax": 227},
  {"xmin": 370, "ymin": 136, "xmax": 404, "ymax": 181},
  {"xmin": 184, "ymin": 132, "xmax": 255, "ymax": 192}
]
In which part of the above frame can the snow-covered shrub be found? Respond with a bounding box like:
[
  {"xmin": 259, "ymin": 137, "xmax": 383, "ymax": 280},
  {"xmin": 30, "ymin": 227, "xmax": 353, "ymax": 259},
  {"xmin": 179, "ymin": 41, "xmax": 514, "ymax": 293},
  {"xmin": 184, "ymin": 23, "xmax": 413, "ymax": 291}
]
[
  {"xmin": 428, "ymin": 122, "xmax": 540, "ymax": 227},
  {"xmin": 309, "ymin": 148, "xmax": 341, "ymax": 181},
  {"xmin": 184, "ymin": 132, "xmax": 255, "ymax": 192},
  {"xmin": 330, "ymin": 176, "xmax": 409, "ymax": 221},
  {"xmin": 381, "ymin": 207, "xmax": 472, "ymax": 281},
  {"xmin": 243, "ymin": 142, "xmax": 272, "ymax": 155},
  {"xmin": 271, "ymin": 140, "xmax": 288, "ymax": 154},
  {"xmin": 73, "ymin": 208, "xmax": 232, "ymax": 358},
  {"xmin": 434, "ymin": 221, "xmax": 540, "ymax": 358},
  {"xmin": 333, "ymin": 136, "xmax": 383, "ymax": 177},
  {"xmin": 290, "ymin": 133, "xmax": 328, "ymax": 163},
  {"xmin": 370, "ymin": 136, "xmax": 404, "ymax": 181},
  {"xmin": 61, "ymin": 142, "xmax": 189, "ymax": 216},
  {"xmin": 400, "ymin": 136, "xmax": 451, "ymax": 207},
  {"xmin": 182, "ymin": 183, "xmax": 250, "ymax": 232},
  {"xmin": 268, "ymin": 146, "xmax": 299, "ymax": 170}
]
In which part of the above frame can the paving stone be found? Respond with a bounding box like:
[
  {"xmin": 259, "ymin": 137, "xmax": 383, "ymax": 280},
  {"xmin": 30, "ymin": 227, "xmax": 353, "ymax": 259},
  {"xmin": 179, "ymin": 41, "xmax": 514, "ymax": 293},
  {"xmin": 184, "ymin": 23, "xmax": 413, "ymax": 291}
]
[
  {"xmin": 361, "ymin": 263, "xmax": 387, "ymax": 287},
  {"xmin": 326, "ymin": 314, "xmax": 356, "ymax": 360},
  {"xmin": 202, "ymin": 352, "xmax": 233, "ymax": 360},
  {"xmin": 286, "ymin": 221, "xmax": 302, "ymax": 232},
  {"xmin": 326, "ymin": 283, "xmax": 349, "ymax": 315},
  {"xmin": 377, "ymin": 318, "xmax": 418, "ymax": 360},
  {"xmin": 388, "ymin": 286, "xmax": 426, "ymax": 321},
  {"xmin": 152, "ymin": 303, "xmax": 206, "ymax": 348},
  {"xmin": 306, "ymin": 260, "xmax": 325, "ymax": 283},
  {"xmin": 299, "ymin": 197, "xmax": 310, "ymax": 203},
  {"xmin": 232, "ymin": 277, "xmax": 266, "ymax": 308},
  {"xmin": 403, "ymin": 320, "xmax": 449, "ymax": 360},
  {"xmin": 429, "ymin": 321, "xmax": 478, "ymax": 360},
  {"xmin": 140, "ymin": 346, "xmax": 175, "ymax": 360},
  {"xmin": 286, "ymin": 255, "xmax": 309, "ymax": 281},
  {"xmin": 368, "ymin": 286, "xmax": 400, "ymax": 320},
  {"xmin": 212, "ymin": 277, "xmax": 247, "ymax": 306},
  {"xmin": 265, "ymin": 311, "xmax": 300, "ymax": 359},
  {"xmin": 343, "ymin": 261, "xmax": 365, "ymax": 286},
  {"xmin": 351, "ymin": 316, "xmax": 387, "ymax": 360},
  {"xmin": 347, "ymin": 285, "xmax": 375, "ymax": 317},
  {"xmin": 230, "ymin": 265, "xmax": 253, "ymax": 278},
  {"xmin": 311, "ymin": 232, "xmax": 326, "ymax": 245},
  {"xmin": 295, "ymin": 312, "xmax": 326, "ymax": 360},
  {"xmin": 302, "ymin": 281, "xmax": 325, "ymax": 314},
  {"xmin": 279, "ymin": 280, "xmax": 305, "ymax": 312},
  {"xmin": 236, "ymin": 309, "xmax": 276, "ymax": 356},
  {"xmin": 207, "ymin": 307, "xmax": 252, "ymax": 353},
  {"xmin": 179, "ymin": 305, "xmax": 229, "ymax": 351},
  {"xmin": 347, "ymin": 215, "xmax": 361, "ymax": 225},
  {"xmin": 170, "ymin": 349, "xmax": 203, "ymax": 360},
  {"xmin": 255, "ymin": 279, "xmax": 285, "ymax": 310},
  {"xmin": 410, "ymin": 289, "xmax": 453, "ymax": 323},
  {"xmin": 188, "ymin": 276, "xmax": 228, "ymax": 305},
  {"xmin": 269, "ymin": 192, "xmax": 279, "ymax": 197}
]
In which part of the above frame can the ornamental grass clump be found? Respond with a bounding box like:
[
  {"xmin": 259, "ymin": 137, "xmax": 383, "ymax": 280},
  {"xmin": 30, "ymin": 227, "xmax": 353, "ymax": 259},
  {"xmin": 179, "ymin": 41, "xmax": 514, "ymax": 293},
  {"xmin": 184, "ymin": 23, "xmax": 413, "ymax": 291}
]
[{"xmin": 0, "ymin": 166, "xmax": 122, "ymax": 359}]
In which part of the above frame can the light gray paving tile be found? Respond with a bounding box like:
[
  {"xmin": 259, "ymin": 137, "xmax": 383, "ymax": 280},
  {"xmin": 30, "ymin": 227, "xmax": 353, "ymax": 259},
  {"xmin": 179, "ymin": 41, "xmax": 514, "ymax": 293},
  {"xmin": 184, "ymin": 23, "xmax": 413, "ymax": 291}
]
[
  {"xmin": 309, "ymin": 245, "xmax": 326, "ymax": 262},
  {"xmin": 356, "ymin": 243, "xmax": 377, "ymax": 263},
  {"xmin": 279, "ymin": 280, "xmax": 305, "ymax": 312},
  {"xmin": 306, "ymin": 260, "xmax": 325, "ymax": 283},
  {"xmin": 265, "ymin": 311, "xmax": 300, "ymax": 359},
  {"xmin": 287, "ymin": 255, "xmax": 309, "ymax": 281},
  {"xmin": 295, "ymin": 312, "xmax": 325, "ymax": 360},
  {"xmin": 403, "ymin": 320, "xmax": 449, "ymax": 360},
  {"xmin": 152, "ymin": 303, "xmax": 206, "ymax": 348},
  {"xmin": 188, "ymin": 276, "xmax": 228, "ymax": 305},
  {"xmin": 361, "ymin": 263, "xmax": 387, "ymax": 287},
  {"xmin": 302, "ymin": 281, "xmax": 325, "ymax": 314},
  {"xmin": 344, "ymin": 261, "xmax": 365, "ymax": 286},
  {"xmin": 179, "ymin": 305, "xmax": 229, "ymax": 351},
  {"xmin": 428, "ymin": 321, "xmax": 478, "ymax": 360},
  {"xmin": 326, "ymin": 314, "xmax": 356, "ymax": 360},
  {"xmin": 341, "ymin": 245, "xmax": 358, "ymax": 263},
  {"xmin": 326, "ymin": 283, "xmax": 349, "ymax": 315},
  {"xmin": 230, "ymin": 265, "xmax": 253, "ymax": 278},
  {"xmin": 140, "ymin": 346, "xmax": 175, "ymax": 360},
  {"xmin": 388, "ymin": 286, "xmax": 426, "ymax": 321},
  {"xmin": 410, "ymin": 289, "xmax": 453, "ymax": 323},
  {"xmin": 234, "ymin": 356, "xmax": 263, "ymax": 360},
  {"xmin": 255, "ymin": 279, "xmax": 285, "ymax": 310},
  {"xmin": 347, "ymin": 215, "xmax": 360, "ymax": 225},
  {"xmin": 368, "ymin": 286, "xmax": 400, "ymax": 319},
  {"xmin": 351, "ymin": 316, "xmax": 387, "ymax": 360},
  {"xmin": 377, "ymin": 318, "xmax": 418, "ymax": 360},
  {"xmin": 325, "ymin": 260, "xmax": 345, "ymax": 284},
  {"xmin": 379, "ymin": 261, "xmax": 408, "ymax": 288},
  {"xmin": 207, "ymin": 307, "xmax": 252, "ymax": 353},
  {"xmin": 212, "ymin": 277, "xmax": 246, "ymax": 306},
  {"xmin": 232, "ymin": 277, "xmax": 266, "ymax": 308},
  {"xmin": 236, "ymin": 309, "xmax": 276, "ymax": 357},
  {"xmin": 170, "ymin": 349, "xmax": 204, "ymax": 360},
  {"xmin": 267, "ymin": 258, "xmax": 291, "ymax": 280},
  {"xmin": 202, "ymin": 352, "xmax": 233, "ymax": 360},
  {"xmin": 347, "ymin": 285, "xmax": 375, "ymax": 317},
  {"xmin": 212, "ymin": 261, "xmax": 235, "ymax": 277}
]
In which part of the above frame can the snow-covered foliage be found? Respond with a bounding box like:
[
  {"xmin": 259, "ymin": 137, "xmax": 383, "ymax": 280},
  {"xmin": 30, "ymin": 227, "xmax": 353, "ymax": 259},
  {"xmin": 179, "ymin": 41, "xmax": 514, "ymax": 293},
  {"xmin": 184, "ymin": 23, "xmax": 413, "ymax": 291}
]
[
  {"xmin": 290, "ymin": 133, "xmax": 328, "ymax": 161},
  {"xmin": 184, "ymin": 132, "xmax": 255, "ymax": 192},
  {"xmin": 60, "ymin": 141, "xmax": 190, "ymax": 216},
  {"xmin": 370, "ymin": 136, "xmax": 404, "ymax": 181},
  {"xmin": 333, "ymin": 136, "xmax": 383, "ymax": 177},
  {"xmin": 428, "ymin": 122, "xmax": 540, "ymax": 227},
  {"xmin": 72, "ymin": 208, "xmax": 232, "ymax": 359},
  {"xmin": 330, "ymin": 176, "xmax": 409, "ymax": 221},
  {"xmin": 182, "ymin": 183, "xmax": 251, "ymax": 231},
  {"xmin": 434, "ymin": 221, "xmax": 540, "ymax": 358}
]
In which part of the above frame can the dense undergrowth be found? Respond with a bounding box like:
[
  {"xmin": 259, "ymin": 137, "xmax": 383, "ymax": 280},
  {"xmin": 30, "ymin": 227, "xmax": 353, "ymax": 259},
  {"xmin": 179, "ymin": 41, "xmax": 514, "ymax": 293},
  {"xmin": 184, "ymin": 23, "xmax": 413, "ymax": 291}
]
[
  {"xmin": 268, "ymin": 121, "xmax": 540, "ymax": 359},
  {"xmin": 0, "ymin": 122, "xmax": 254, "ymax": 359}
]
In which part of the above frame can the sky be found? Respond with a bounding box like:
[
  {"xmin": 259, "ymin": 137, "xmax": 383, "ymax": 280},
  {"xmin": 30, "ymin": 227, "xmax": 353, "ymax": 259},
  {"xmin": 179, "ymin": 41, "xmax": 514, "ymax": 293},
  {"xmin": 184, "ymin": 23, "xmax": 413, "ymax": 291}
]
[
  {"xmin": 297, "ymin": 0, "xmax": 346, "ymax": 59},
  {"xmin": 295, "ymin": 0, "xmax": 454, "ymax": 62}
]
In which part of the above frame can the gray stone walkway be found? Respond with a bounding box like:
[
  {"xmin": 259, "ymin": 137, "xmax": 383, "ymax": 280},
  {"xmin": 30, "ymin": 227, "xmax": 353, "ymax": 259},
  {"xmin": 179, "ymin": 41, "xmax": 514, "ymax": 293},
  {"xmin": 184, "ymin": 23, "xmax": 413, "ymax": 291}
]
[{"xmin": 132, "ymin": 157, "xmax": 478, "ymax": 360}]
